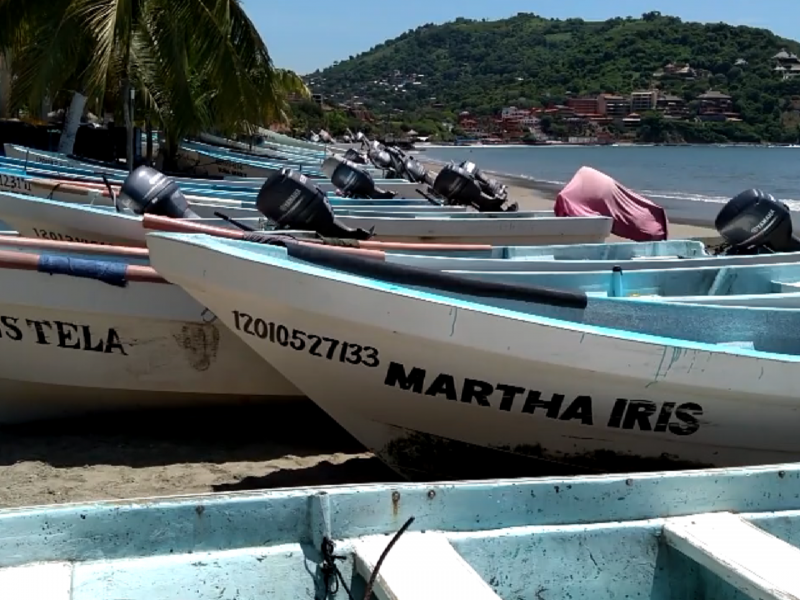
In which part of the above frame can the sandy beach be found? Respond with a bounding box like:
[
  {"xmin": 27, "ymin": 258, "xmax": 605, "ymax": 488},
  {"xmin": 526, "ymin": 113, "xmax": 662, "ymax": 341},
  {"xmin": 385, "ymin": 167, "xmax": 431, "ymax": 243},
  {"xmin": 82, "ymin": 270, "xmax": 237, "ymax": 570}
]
[{"xmin": 0, "ymin": 161, "xmax": 722, "ymax": 508}]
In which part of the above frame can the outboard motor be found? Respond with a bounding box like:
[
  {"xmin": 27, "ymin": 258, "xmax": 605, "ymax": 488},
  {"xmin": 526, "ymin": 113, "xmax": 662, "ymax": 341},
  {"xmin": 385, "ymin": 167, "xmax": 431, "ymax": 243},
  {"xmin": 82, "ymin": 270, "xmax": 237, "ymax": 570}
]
[
  {"xmin": 432, "ymin": 163, "xmax": 518, "ymax": 212},
  {"xmin": 319, "ymin": 129, "xmax": 334, "ymax": 144},
  {"xmin": 367, "ymin": 146, "xmax": 395, "ymax": 172},
  {"xmin": 256, "ymin": 168, "xmax": 373, "ymax": 240},
  {"xmin": 403, "ymin": 156, "xmax": 433, "ymax": 185},
  {"xmin": 323, "ymin": 155, "xmax": 396, "ymax": 200},
  {"xmin": 343, "ymin": 147, "xmax": 368, "ymax": 164},
  {"xmin": 714, "ymin": 188, "xmax": 800, "ymax": 254},
  {"xmin": 118, "ymin": 165, "xmax": 199, "ymax": 218},
  {"xmin": 460, "ymin": 160, "xmax": 509, "ymax": 201}
]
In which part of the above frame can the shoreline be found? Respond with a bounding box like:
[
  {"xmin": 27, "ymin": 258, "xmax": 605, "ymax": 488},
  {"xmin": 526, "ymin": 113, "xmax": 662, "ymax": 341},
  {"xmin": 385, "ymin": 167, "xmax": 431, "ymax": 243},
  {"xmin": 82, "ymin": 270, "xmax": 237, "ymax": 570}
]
[{"xmin": 415, "ymin": 156, "xmax": 721, "ymax": 242}]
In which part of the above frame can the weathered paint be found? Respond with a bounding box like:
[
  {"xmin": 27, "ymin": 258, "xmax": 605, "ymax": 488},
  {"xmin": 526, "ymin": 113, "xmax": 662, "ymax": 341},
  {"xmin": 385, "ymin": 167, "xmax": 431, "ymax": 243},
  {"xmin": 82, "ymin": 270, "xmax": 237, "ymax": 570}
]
[
  {"xmin": 1, "ymin": 465, "xmax": 800, "ymax": 599},
  {"xmin": 0, "ymin": 251, "xmax": 301, "ymax": 423},
  {"xmin": 145, "ymin": 232, "xmax": 800, "ymax": 479}
]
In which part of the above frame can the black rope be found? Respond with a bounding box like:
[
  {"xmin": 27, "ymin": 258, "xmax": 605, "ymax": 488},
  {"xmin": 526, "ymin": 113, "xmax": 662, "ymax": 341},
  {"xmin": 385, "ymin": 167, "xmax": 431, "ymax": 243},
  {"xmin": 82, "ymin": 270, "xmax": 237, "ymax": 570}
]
[
  {"xmin": 317, "ymin": 516, "xmax": 415, "ymax": 600},
  {"xmin": 241, "ymin": 232, "xmax": 300, "ymax": 245},
  {"xmin": 45, "ymin": 183, "xmax": 62, "ymax": 200},
  {"xmin": 362, "ymin": 516, "xmax": 415, "ymax": 600},
  {"xmin": 319, "ymin": 537, "xmax": 355, "ymax": 600},
  {"xmin": 316, "ymin": 236, "xmax": 361, "ymax": 248}
]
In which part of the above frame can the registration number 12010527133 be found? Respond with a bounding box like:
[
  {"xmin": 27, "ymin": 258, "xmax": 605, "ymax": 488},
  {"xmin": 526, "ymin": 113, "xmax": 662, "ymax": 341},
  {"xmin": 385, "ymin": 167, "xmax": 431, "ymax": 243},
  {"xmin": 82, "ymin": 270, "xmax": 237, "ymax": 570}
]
[{"xmin": 231, "ymin": 310, "xmax": 380, "ymax": 368}]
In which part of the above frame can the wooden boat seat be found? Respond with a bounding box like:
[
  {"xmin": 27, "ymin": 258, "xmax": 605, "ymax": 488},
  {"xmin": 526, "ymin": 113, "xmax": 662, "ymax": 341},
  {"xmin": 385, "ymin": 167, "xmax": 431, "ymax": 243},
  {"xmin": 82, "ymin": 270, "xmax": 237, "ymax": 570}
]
[
  {"xmin": 352, "ymin": 531, "xmax": 502, "ymax": 600},
  {"xmin": 0, "ymin": 561, "xmax": 72, "ymax": 600},
  {"xmin": 663, "ymin": 511, "xmax": 800, "ymax": 600}
]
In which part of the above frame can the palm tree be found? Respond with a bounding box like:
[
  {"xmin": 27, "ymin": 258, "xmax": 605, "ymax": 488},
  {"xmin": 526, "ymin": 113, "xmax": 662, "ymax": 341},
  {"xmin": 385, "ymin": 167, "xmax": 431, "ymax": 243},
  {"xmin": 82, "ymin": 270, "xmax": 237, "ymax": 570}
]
[{"xmin": 0, "ymin": 0, "xmax": 309, "ymax": 168}]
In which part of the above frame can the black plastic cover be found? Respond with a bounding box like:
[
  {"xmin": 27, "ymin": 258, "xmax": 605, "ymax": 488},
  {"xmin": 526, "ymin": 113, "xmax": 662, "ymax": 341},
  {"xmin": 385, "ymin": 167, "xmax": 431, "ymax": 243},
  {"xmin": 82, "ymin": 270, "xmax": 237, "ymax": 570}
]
[
  {"xmin": 715, "ymin": 188, "xmax": 800, "ymax": 252},
  {"xmin": 256, "ymin": 168, "xmax": 373, "ymax": 239},
  {"xmin": 119, "ymin": 166, "xmax": 199, "ymax": 218}
]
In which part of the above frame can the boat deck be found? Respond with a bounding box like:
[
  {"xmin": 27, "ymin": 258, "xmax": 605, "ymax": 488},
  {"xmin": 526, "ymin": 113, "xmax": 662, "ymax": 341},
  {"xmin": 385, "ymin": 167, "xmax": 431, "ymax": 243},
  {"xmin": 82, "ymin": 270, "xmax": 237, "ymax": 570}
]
[{"xmin": 1, "ymin": 466, "xmax": 800, "ymax": 600}]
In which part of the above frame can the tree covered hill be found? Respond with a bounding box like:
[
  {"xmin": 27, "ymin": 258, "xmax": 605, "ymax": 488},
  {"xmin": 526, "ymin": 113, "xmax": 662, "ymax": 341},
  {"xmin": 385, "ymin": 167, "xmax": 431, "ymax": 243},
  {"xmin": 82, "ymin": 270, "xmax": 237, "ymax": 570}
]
[{"xmin": 304, "ymin": 12, "xmax": 800, "ymax": 140}]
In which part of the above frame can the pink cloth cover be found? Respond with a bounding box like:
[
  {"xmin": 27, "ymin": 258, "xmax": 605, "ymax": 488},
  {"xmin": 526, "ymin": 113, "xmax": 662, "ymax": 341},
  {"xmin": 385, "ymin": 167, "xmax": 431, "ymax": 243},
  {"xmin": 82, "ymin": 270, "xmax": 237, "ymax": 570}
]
[{"xmin": 554, "ymin": 166, "xmax": 669, "ymax": 241}]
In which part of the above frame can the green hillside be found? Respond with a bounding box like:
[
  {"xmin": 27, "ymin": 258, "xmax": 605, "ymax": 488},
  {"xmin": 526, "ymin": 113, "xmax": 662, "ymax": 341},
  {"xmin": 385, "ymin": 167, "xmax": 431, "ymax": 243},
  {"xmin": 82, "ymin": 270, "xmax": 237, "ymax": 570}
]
[{"xmin": 303, "ymin": 12, "xmax": 800, "ymax": 142}]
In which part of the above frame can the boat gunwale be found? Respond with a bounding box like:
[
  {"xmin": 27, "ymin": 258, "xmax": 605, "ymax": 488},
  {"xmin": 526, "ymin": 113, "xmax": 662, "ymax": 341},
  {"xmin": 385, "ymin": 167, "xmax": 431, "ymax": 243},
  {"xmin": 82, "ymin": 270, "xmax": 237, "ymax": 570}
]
[
  {"xmin": 0, "ymin": 247, "xmax": 166, "ymax": 283},
  {"xmin": 148, "ymin": 231, "xmax": 800, "ymax": 363}
]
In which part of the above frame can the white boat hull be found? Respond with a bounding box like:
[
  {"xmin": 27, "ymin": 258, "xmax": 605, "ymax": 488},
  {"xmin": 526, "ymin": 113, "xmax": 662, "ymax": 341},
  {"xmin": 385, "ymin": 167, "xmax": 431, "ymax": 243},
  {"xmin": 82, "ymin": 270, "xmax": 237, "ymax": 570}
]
[
  {"xmin": 0, "ymin": 265, "xmax": 300, "ymax": 423},
  {"xmin": 146, "ymin": 233, "xmax": 800, "ymax": 479},
  {"xmin": 0, "ymin": 192, "xmax": 613, "ymax": 246}
]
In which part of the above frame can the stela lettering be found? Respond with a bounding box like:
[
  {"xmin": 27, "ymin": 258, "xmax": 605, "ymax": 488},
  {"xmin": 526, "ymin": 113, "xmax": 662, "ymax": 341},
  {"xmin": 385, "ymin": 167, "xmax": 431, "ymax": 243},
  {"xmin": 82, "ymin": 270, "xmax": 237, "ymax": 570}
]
[
  {"xmin": 384, "ymin": 362, "xmax": 702, "ymax": 436},
  {"xmin": 0, "ymin": 315, "xmax": 127, "ymax": 355}
]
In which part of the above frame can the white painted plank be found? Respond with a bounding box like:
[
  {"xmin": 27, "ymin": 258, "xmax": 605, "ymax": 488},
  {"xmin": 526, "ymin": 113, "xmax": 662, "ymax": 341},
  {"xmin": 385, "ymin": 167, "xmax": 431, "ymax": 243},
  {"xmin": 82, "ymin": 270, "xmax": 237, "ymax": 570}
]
[
  {"xmin": 352, "ymin": 531, "xmax": 501, "ymax": 600},
  {"xmin": 663, "ymin": 512, "xmax": 800, "ymax": 600},
  {"xmin": 0, "ymin": 561, "xmax": 73, "ymax": 600}
]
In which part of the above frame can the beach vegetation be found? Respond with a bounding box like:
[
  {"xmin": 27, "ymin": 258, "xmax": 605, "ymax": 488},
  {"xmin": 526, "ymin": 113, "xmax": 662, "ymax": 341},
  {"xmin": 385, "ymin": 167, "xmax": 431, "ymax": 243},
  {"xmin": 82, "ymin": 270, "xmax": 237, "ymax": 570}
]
[{"xmin": 0, "ymin": 0, "xmax": 309, "ymax": 166}]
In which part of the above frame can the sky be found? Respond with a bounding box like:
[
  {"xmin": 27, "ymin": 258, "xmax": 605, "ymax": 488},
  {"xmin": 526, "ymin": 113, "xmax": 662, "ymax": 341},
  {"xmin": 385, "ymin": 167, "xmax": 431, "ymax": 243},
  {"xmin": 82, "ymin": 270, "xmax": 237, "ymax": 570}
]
[{"xmin": 241, "ymin": 0, "xmax": 800, "ymax": 75}]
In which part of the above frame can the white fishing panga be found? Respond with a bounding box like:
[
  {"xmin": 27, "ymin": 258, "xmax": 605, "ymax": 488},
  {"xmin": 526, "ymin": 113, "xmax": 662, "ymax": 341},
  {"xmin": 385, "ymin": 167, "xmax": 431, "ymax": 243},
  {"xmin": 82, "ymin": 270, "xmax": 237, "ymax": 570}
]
[
  {"xmin": 0, "ymin": 240, "xmax": 300, "ymax": 423},
  {"xmin": 147, "ymin": 232, "xmax": 800, "ymax": 479}
]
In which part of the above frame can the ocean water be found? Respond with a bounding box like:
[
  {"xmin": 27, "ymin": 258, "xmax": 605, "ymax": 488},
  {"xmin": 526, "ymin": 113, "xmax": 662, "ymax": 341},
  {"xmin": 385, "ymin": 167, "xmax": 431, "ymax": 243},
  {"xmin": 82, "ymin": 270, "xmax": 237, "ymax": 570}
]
[{"xmin": 421, "ymin": 145, "xmax": 800, "ymax": 206}]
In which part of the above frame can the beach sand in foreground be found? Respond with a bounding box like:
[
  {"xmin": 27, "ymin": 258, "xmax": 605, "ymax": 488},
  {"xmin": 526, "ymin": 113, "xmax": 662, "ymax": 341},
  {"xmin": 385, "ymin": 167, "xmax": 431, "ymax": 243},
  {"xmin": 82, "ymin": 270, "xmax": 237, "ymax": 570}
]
[{"xmin": 0, "ymin": 162, "xmax": 722, "ymax": 508}]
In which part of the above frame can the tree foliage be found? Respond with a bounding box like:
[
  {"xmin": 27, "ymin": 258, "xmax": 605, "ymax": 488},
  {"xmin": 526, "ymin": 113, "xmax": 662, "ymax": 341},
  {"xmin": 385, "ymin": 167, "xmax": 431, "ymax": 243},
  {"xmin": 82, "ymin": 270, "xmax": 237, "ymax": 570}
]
[
  {"xmin": 307, "ymin": 12, "xmax": 800, "ymax": 141},
  {"xmin": 0, "ymin": 0, "xmax": 310, "ymax": 160}
]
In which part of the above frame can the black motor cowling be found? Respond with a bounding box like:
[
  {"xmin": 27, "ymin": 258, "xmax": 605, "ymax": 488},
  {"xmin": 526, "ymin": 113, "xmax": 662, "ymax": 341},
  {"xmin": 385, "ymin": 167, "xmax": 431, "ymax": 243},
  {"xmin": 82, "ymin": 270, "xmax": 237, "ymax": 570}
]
[
  {"xmin": 119, "ymin": 165, "xmax": 199, "ymax": 218},
  {"xmin": 343, "ymin": 148, "xmax": 368, "ymax": 164},
  {"xmin": 432, "ymin": 163, "xmax": 517, "ymax": 212},
  {"xmin": 403, "ymin": 156, "xmax": 433, "ymax": 185},
  {"xmin": 256, "ymin": 168, "xmax": 373, "ymax": 240},
  {"xmin": 323, "ymin": 155, "xmax": 396, "ymax": 200},
  {"xmin": 715, "ymin": 188, "xmax": 800, "ymax": 253},
  {"xmin": 460, "ymin": 160, "xmax": 509, "ymax": 201},
  {"xmin": 368, "ymin": 146, "xmax": 394, "ymax": 171}
]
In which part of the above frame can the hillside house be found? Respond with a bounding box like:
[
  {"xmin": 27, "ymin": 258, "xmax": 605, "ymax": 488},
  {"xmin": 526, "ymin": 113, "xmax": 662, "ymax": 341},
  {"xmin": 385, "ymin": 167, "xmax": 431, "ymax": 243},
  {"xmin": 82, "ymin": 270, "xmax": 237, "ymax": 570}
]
[{"xmin": 774, "ymin": 49, "xmax": 800, "ymax": 80}]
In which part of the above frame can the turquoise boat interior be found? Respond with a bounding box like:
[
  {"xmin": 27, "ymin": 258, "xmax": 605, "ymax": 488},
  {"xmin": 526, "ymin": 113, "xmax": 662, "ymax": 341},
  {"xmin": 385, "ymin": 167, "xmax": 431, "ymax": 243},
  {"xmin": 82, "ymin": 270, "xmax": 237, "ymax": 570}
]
[
  {"xmin": 448, "ymin": 259, "xmax": 800, "ymax": 298},
  {"xmin": 156, "ymin": 233, "xmax": 800, "ymax": 357},
  {"xmin": 1, "ymin": 464, "xmax": 799, "ymax": 600},
  {"xmin": 376, "ymin": 239, "xmax": 709, "ymax": 258}
]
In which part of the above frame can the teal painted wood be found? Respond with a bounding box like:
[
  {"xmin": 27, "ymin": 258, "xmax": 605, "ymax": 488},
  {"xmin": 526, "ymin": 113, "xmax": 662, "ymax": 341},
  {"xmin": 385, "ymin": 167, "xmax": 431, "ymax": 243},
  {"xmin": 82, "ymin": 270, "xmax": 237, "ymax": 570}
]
[
  {"xmin": 452, "ymin": 258, "xmax": 800, "ymax": 297},
  {"xmin": 2, "ymin": 464, "xmax": 800, "ymax": 600}
]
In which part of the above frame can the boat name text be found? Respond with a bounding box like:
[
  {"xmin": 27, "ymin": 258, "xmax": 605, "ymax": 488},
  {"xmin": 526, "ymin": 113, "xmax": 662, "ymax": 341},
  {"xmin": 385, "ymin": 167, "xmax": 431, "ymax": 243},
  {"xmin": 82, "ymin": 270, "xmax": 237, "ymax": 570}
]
[
  {"xmin": 231, "ymin": 310, "xmax": 380, "ymax": 368},
  {"xmin": 0, "ymin": 315, "xmax": 127, "ymax": 355},
  {"xmin": 214, "ymin": 159, "xmax": 248, "ymax": 178},
  {"xmin": 0, "ymin": 174, "xmax": 32, "ymax": 193},
  {"xmin": 384, "ymin": 361, "xmax": 702, "ymax": 436},
  {"xmin": 31, "ymin": 228, "xmax": 108, "ymax": 245}
]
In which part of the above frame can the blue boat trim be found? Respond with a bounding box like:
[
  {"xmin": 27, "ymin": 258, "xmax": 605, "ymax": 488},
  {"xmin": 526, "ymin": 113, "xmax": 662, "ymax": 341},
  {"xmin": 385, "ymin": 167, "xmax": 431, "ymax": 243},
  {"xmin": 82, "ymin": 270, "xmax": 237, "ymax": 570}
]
[
  {"xmin": 165, "ymin": 232, "xmax": 800, "ymax": 361},
  {"xmin": 37, "ymin": 255, "xmax": 128, "ymax": 287}
]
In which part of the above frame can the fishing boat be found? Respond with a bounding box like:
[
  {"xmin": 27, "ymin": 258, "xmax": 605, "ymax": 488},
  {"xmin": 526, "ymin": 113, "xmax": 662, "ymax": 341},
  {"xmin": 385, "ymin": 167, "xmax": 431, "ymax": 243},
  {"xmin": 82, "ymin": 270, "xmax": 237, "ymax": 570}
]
[
  {"xmin": 147, "ymin": 231, "xmax": 800, "ymax": 480},
  {"xmin": 198, "ymin": 131, "xmax": 330, "ymax": 156},
  {"xmin": 0, "ymin": 191, "xmax": 613, "ymax": 246},
  {"xmin": 4, "ymin": 463, "xmax": 800, "ymax": 600},
  {"xmin": 0, "ymin": 170, "xmax": 454, "ymax": 217},
  {"xmin": 1, "ymin": 144, "xmax": 428, "ymax": 196},
  {"xmin": 176, "ymin": 145, "xmax": 326, "ymax": 178},
  {"xmin": 0, "ymin": 240, "xmax": 300, "ymax": 423}
]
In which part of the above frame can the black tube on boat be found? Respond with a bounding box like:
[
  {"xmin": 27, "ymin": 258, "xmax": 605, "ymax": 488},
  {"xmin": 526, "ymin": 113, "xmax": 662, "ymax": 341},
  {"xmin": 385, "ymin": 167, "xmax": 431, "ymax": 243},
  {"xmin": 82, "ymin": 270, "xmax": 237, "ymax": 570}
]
[{"xmin": 270, "ymin": 238, "xmax": 588, "ymax": 309}]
